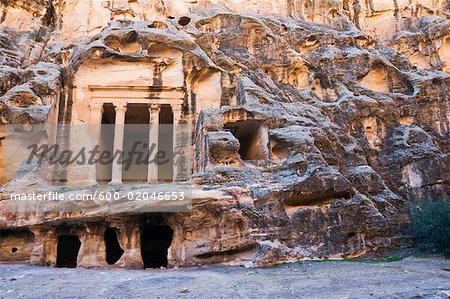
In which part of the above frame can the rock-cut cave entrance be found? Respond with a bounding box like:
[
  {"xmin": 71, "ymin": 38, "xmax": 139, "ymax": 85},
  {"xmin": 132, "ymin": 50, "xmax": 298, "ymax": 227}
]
[
  {"xmin": 56, "ymin": 235, "xmax": 81, "ymax": 268},
  {"xmin": 224, "ymin": 120, "xmax": 269, "ymax": 161},
  {"xmin": 104, "ymin": 228, "xmax": 124, "ymax": 265},
  {"xmin": 140, "ymin": 225, "xmax": 173, "ymax": 269}
]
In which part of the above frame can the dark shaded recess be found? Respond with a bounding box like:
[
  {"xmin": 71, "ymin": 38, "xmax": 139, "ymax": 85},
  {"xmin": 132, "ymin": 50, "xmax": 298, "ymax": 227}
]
[
  {"xmin": 314, "ymin": 73, "xmax": 333, "ymax": 89},
  {"xmin": 140, "ymin": 225, "xmax": 173, "ymax": 269},
  {"xmin": 65, "ymin": 86, "xmax": 74, "ymax": 124},
  {"xmin": 224, "ymin": 120, "xmax": 266, "ymax": 160},
  {"xmin": 190, "ymin": 92, "xmax": 196, "ymax": 116},
  {"xmin": 56, "ymin": 235, "xmax": 81, "ymax": 268},
  {"xmin": 347, "ymin": 232, "xmax": 357, "ymax": 238},
  {"xmin": 306, "ymin": 35, "xmax": 317, "ymax": 43},
  {"xmin": 43, "ymin": 0, "xmax": 56, "ymax": 28},
  {"xmin": 393, "ymin": 73, "xmax": 414, "ymax": 95},
  {"xmin": 123, "ymin": 104, "xmax": 150, "ymax": 183},
  {"xmin": 158, "ymin": 105, "xmax": 173, "ymax": 182},
  {"xmin": 195, "ymin": 244, "xmax": 257, "ymax": 259},
  {"xmin": 126, "ymin": 30, "xmax": 138, "ymax": 43},
  {"xmin": 104, "ymin": 228, "xmax": 124, "ymax": 265},
  {"xmin": 0, "ymin": 228, "xmax": 33, "ymax": 237},
  {"xmin": 57, "ymin": 85, "xmax": 66, "ymax": 123},
  {"xmin": 97, "ymin": 104, "xmax": 115, "ymax": 183},
  {"xmin": 0, "ymin": 228, "xmax": 35, "ymax": 240},
  {"xmin": 178, "ymin": 16, "xmax": 191, "ymax": 26},
  {"xmin": 284, "ymin": 190, "xmax": 353, "ymax": 207}
]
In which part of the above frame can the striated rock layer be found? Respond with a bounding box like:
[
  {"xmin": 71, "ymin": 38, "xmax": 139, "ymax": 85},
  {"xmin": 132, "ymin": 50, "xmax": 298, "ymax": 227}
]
[{"xmin": 0, "ymin": 0, "xmax": 449, "ymax": 268}]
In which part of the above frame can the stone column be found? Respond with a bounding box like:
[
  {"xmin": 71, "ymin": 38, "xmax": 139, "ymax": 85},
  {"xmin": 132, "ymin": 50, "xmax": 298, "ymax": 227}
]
[
  {"xmin": 89, "ymin": 102, "xmax": 104, "ymax": 146},
  {"xmin": 116, "ymin": 224, "xmax": 143, "ymax": 269},
  {"xmin": 110, "ymin": 103, "xmax": 127, "ymax": 184},
  {"xmin": 71, "ymin": 103, "xmax": 104, "ymax": 185},
  {"xmin": 77, "ymin": 224, "xmax": 108, "ymax": 268},
  {"xmin": 172, "ymin": 105, "xmax": 182, "ymax": 182},
  {"xmin": 29, "ymin": 227, "xmax": 57, "ymax": 266},
  {"xmin": 148, "ymin": 104, "xmax": 160, "ymax": 183}
]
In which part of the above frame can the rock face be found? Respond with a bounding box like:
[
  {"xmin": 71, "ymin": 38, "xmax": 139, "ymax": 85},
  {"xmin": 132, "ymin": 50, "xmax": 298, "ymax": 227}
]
[{"xmin": 0, "ymin": 0, "xmax": 449, "ymax": 268}]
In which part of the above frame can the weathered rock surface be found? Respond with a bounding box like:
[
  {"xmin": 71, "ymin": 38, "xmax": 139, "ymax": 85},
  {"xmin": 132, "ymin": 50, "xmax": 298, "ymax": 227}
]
[{"xmin": 0, "ymin": 0, "xmax": 449, "ymax": 268}]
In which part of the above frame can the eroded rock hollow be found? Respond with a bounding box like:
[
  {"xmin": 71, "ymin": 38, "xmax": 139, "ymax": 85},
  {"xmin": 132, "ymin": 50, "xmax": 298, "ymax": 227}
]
[{"xmin": 0, "ymin": 0, "xmax": 449, "ymax": 268}]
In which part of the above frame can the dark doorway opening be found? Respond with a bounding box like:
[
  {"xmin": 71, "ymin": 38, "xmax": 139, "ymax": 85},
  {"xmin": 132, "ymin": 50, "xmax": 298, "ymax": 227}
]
[
  {"xmin": 104, "ymin": 228, "xmax": 124, "ymax": 265},
  {"xmin": 56, "ymin": 235, "xmax": 81, "ymax": 268},
  {"xmin": 141, "ymin": 225, "xmax": 173, "ymax": 269}
]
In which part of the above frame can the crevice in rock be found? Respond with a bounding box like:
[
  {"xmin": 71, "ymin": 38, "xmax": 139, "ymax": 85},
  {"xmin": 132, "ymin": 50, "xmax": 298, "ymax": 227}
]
[
  {"xmin": 0, "ymin": 8, "xmax": 6, "ymax": 24},
  {"xmin": 43, "ymin": 0, "xmax": 56, "ymax": 28},
  {"xmin": 195, "ymin": 244, "xmax": 257, "ymax": 261},
  {"xmin": 284, "ymin": 190, "xmax": 353, "ymax": 207}
]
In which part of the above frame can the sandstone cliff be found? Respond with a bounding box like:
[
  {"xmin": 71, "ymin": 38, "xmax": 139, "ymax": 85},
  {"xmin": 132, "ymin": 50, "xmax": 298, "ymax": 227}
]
[{"xmin": 0, "ymin": 0, "xmax": 448, "ymax": 268}]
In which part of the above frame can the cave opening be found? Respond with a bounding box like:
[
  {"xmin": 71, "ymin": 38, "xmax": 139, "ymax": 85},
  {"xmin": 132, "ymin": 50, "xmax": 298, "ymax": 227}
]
[
  {"xmin": 178, "ymin": 16, "xmax": 191, "ymax": 26},
  {"xmin": 140, "ymin": 225, "xmax": 173, "ymax": 269},
  {"xmin": 104, "ymin": 228, "xmax": 124, "ymax": 265},
  {"xmin": 56, "ymin": 235, "xmax": 81, "ymax": 268},
  {"xmin": 224, "ymin": 120, "xmax": 269, "ymax": 161}
]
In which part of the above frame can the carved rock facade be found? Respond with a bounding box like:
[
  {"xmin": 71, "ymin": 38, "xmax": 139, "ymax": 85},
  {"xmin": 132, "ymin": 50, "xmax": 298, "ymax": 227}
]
[{"xmin": 0, "ymin": 0, "xmax": 449, "ymax": 268}]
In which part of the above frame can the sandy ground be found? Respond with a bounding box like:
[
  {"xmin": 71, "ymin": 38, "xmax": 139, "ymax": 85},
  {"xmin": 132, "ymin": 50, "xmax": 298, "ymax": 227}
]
[{"xmin": 0, "ymin": 257, "xmax": 449, "ymax": 299}]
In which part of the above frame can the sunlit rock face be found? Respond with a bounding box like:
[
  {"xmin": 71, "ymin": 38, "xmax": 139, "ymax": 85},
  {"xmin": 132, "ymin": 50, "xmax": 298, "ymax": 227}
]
[{"xmin": 0, "ymin": 0, "xmax": 449, "ymax": 268}]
